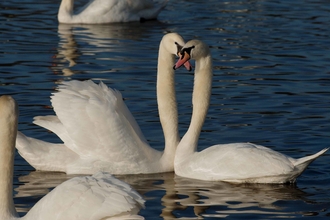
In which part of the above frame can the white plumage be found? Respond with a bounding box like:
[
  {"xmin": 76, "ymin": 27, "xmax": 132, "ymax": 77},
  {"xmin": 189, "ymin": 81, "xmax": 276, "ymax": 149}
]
[
  {"xmin": 173, "ymin": 39, "xmax": 328, "ymax": 184},
  {"xmin": 23, "ymin": 172, "xmax": 145, "ymax": 220},
  {"xmin": 0, "ymin": 95, "xmax": 145, "ymax": 220},
  {"xmin": 58, "ymin": 0, "xmax": 167, "ymax": 24},
  {"xmin": 16, "ymin": 33, "xmax": 189, "ymax": 174}
]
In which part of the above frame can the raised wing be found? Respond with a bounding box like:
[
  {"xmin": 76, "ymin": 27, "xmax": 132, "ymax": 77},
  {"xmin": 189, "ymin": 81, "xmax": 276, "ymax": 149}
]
[{"xmin": 37, "ymin": 80, "xmax": 158, "ymax": 163}]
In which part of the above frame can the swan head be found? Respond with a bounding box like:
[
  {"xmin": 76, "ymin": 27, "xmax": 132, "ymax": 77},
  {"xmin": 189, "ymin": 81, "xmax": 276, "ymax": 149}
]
[
  {"xmin": 161, "ymin": 33, "xmax": 192, "ymax": 71},
  {"xmin": 173, "ymin": 39, "xmax": 210, "ymax": 70}
]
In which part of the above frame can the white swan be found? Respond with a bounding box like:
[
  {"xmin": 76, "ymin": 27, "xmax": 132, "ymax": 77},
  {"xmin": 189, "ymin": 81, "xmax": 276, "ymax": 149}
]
[
  {"xmin": 0, "ymin": 95, "xmax": 145, "ymax": 220},
  {"xmin": 58, "ymin": 0, "xmax": 167, "ymax": 24},
  {"xmin": 16, "ymin": 33, "xmax": 191, "ymax": 174},
  {"xmin": 173, "ymin": 39, "xmax": 329, "ymax": 184}
]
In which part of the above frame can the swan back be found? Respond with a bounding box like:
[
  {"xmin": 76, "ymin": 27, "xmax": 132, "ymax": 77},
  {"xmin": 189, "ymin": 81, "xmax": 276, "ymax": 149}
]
[{"xmin": 58, "ymin": 0, "xmax": 167, "ymax": 24}]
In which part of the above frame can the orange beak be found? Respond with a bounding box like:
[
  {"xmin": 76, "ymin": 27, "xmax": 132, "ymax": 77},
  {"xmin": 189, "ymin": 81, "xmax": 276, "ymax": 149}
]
[{"xmin": 173, "ymin": 51, "xmax": 192, "ymax": 71}]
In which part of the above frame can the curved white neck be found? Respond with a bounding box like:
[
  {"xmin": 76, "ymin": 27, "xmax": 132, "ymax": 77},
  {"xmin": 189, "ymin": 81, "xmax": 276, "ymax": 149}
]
[
  {"xmin": 58, "ymin": 0, "xmax": 74, "ymax": 22},
  {"xmin": 175, "ymin": 55, "xmax": 213, "ymax": 162},
  {"xmin": 157, "ymin": 42, "xmax": 179, "ymax": 160},
  {"xmin": 0, "ymin": 97, "xmax": 19, "ymax": 219}
]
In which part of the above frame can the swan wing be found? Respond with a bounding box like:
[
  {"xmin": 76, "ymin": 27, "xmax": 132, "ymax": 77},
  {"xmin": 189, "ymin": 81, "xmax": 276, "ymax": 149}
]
[
  {"xmin": 32, "ymin": 115, "xmax": 79, "ymax": 155},
  {"xmin": 46, "ymin": 80, "xmax": 157, "ymax": 163},
  {"xmin": 24, "ymin": 172, "xmax": 145, "ymax": 220}
]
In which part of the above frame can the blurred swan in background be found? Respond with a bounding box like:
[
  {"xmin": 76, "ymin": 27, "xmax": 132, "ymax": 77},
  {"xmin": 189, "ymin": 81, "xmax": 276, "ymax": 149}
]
[
  {"xmin": 16, "ymin": 33, "xmax": 191, "ymax": 174},
  {"xmin": 58, "ymin": 0, "xmax": 167, "ymax": 24},
  {"xmin": 0, "ymin": 95, "xmax": 145, "ymax": 220},
  {"xmin": 173, "ymin": 39, "xmax": 328, "ymax": 184}
]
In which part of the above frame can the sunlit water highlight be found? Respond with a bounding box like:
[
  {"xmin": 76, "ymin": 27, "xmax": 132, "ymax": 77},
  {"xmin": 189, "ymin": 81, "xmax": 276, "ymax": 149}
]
[{"xmin": 1, "ymin": 0, "xmax": 330, "ymax": 219}]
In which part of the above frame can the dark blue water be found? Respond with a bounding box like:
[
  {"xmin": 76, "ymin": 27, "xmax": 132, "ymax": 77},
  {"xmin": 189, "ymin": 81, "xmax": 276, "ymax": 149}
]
[{"xmin": 1, "ymin": 0, "xmax": 330, "ymax": 219}]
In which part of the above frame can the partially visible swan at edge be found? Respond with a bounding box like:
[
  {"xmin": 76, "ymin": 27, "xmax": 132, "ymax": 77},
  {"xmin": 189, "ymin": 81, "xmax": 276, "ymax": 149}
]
[
  {"xmin": 58, "ymin": 0, "xmax": 167, "ymax": 24},
  {"xmin": 0, "ymin": 95, "xmax": 145, "ymax": 220},
  {"xmin": 16, "ymin": 33, "xmax": 191, "ymax": 174},
  {"xmin": 173, "ymin": 39, "xmax": 329, "ymax": 184}
]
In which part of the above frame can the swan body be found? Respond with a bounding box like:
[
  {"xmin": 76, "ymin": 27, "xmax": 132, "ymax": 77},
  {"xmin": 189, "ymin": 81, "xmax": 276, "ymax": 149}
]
[
  {"xmin": 0, "ymin": 95, "xmax": 145, "ymax": 220},
  {"xmin": 58, "ymin": 0, "xmax": 167, "ymax": 24},
  {"xmin": 173, "ymin": 39, "xmax": 329, "ymax": 184},
  {"xmin": 16, "ymin": 33, "xmax": 191, "ymax": 174}
]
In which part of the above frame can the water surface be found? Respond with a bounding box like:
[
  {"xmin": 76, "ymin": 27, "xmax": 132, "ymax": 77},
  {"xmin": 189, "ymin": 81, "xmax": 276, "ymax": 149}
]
[{"xmin": 1, "ymin": 0, "xmax": 330, "ymax": 219}]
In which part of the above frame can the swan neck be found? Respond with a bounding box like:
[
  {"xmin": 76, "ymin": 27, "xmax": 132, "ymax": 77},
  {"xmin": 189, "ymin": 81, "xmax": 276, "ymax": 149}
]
[
  {"xmin": 157, "ymin": 42, "xmax": 179, "ymax": 160},
  {"xmin": 176, "ymin": 55, "xmax": 213, "ymax": 157},
  {"xmin": 58, "ymin": 0, "xmax": 74, "ymax": 22},
  {"xmin": 0, "ymin": 96, "xmax": 19, "ymax": 219}
]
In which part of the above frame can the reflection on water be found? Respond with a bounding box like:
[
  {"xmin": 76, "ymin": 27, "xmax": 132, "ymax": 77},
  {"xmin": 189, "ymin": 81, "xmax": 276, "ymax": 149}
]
[
  {"xmin": 52, "ymin": 22, "xmax": 166, "ymax": 77},
  {"xmin": 173, "ymin": 176, "xmax": 306, "ymax": 218},
  {"xmin": 2, "ymin": 0, "xmax": 330, "ymax": 219},
  {"xmin": 14, "ymin": 171, "xmax": 330, "ymax": 219}
]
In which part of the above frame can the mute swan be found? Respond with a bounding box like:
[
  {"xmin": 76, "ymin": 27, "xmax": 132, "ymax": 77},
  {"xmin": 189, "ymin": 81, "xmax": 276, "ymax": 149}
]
[
  {"xmin": 0, "ymin": 95, "xmax": 145, "ymax": 220},
  {"xmin": 16, "ymin": 33, "xmax": 191, "ymax": 175},
  {"xmin": 173, "ymin": 39, "xmax": 329, "ymax": 184},
  {"xmin": 58, "ymin": 0, "xmax": 167, "ymax": 24}
]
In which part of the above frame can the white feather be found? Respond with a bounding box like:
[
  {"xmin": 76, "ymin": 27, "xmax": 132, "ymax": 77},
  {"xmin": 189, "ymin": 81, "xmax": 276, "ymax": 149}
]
[
  {"xmin": 174, "ymin": 39, "xmax": 328, "ymax": 184},
  {"xmin": 0, "ymin": 95, "xmax": 145, "ymax": 220},
  {"xmin": 58, "ymin": 0, "xmax": 168, "ymax": 24},
  {"xmin": 16, "ymin": 33, "xmax": 187, "ymax": 175}
]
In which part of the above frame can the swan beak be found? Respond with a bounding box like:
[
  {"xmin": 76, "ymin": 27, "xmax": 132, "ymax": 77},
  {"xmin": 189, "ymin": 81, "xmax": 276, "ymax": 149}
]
[
  {"xmin": 173, "ymin": 51, "xmax": 192, "ymax": 71},
  {"xmin": 183, "ymin": 60, "xmax": 192, "ymax": 71}
]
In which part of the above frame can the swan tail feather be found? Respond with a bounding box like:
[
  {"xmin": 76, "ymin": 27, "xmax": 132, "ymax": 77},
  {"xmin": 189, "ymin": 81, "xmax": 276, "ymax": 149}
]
[
  {"xmin": 16, "ymin": 131, "xmax": 78, "ymax": 172},
  {"xmin": 294, "ymin": 148, "xmax": 329, "ymax": 172}
]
